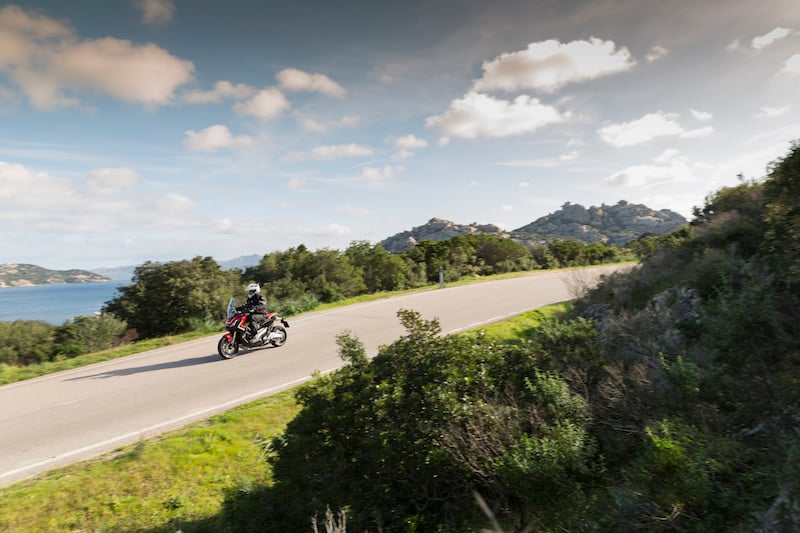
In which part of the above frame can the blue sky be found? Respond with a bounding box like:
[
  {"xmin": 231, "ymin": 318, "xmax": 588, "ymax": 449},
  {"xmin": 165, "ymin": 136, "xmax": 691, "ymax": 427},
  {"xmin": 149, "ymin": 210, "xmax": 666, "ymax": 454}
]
[{"xmin": 1, "ymin": 0, "xmax": 799, "ymax": 270}]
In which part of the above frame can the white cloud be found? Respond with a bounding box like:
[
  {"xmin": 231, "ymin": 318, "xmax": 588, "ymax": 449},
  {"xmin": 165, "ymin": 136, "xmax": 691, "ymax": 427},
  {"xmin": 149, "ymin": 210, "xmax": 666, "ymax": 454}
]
[
  {"xmin": 782, "ymin": 54, "xmax": 800, "ymax": 74},
  {"xmin": 87, "ymin": 167, "xmax": 140, "ymax": 194},
  {"xmin": 318, "ymin": 223, "xmax": 351, "ymax": 236},
  {"xmin": 472, "ymin": 37, "xmax": 635, "ymax": 93},
  {"xmin": 362, "ymin": 165, "xmax": 403, "ymax": 183},
  {"xmin": 183, "ymin": 80, "xmax": 255, "ymax": 104},
  {"xmin": 599, "ymin": 112, "xmax": 682, "ymax": 147},
  {"xmin": 498, "ymin": 150, "xmax": 579, "ymax": 167},
  {"xmin": 133, "ymin": 0, "xmax": 175, "ymax": 27},
  {"xmin": 754, "ymin": 105, "xmax": 791, "ymax": 118},
  {"xmin": 646, "ymin": 45, "xmax": 668, "ymax": 63},
  {"xmin": 392, "ymin": 134, "xmax": 428, "ymax": 159},
  {"xmin": 0, "ymin": 6, "xmax": 194, "ymax": 109},
  {"xmin": 337, "ymin": 205, "xmax": 375, "ymax": 216},
  {"xmin": 0, "ymin": 160, "xmax": 199, "ymax": 233},
  {"xmin": 751, "ymin": 27, "xmax": 792, "ymax": 49},
  {"xmin": 276, "ymin": 68, "xmax": 345, "ymax": 98},
  {"xmin": 53, "ymin": 39, "xmax": 193, "ymax": 106},
  {"xmin": 654, "ymin": 148, "xmax": 681, "ymax": 164},
  {"xmin": 183, "ymin": 124, "xmax": 254, "ymax": 152},
  {"xmin": 680, "ymin": 126, "xmax": 714, "ymax": 138},
  {"xmin": 283, "ymin": 143, "xmax": 374, "ymax": 162},
  {"xmin": 690, "ymin": 109, "xmax": 712, "ymax": 121},
  {"xmin": 726, "ymin": 39, "xmax": 741, "ymax": 51},
  {"xmin": 287, "ymin": 177, "xmax": 305, "ymax": 190},
  {"xmin": 606, "ymin": 159, "xmax": 696, "ymax": 188},
  {"xmin": 394, "ymin": 134, "xmax": 428, "ymax": 150},
  {"xmin": 598, "ymin": 111, "xmax": 713, "ymax": 147},
  {"xmin": 296, "ymin": 114, "xmax": 359, "ymax": 132},
  {"xmin": 426, "ymin": 91, "xmax": 566, "ymax": 139},
  {"xmin": 234, "ymin": 88, "xmax": 290, "ymax": 121},
  {"xmin": 0, "ymin": 161, "xmax": 76, "ymax": 210}
]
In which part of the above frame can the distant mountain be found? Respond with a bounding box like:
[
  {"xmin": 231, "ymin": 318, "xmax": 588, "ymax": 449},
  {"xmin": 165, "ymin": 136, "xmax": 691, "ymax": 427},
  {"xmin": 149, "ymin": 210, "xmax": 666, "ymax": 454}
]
[
  {"xmin": 0, "ymin": 263, "xmax": 110, "ymax": 288},
  {"xmin": 512, "ymin": 200, "xmax": 687, "ymax": 246},
  {"xmin": 380, "ymin": 201, "xmax": 688, "ymax": 253},
  {"xmin": 91, "ymin": 265, "xmax": 137, "ymax": 282},
  {"xmin": 93, "ymin": 254, "xmax": 263, "ymax": 283},
  {"xmin": 219, "ymin": 254, "xmax": 262, "ymax": 271}
]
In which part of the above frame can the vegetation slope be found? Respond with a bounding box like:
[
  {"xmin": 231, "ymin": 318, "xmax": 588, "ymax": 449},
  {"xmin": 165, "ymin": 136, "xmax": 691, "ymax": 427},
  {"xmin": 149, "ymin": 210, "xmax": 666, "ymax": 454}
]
[{"xmin": 218, "ymin": 141, "xmax": 800, "ymax": 531}]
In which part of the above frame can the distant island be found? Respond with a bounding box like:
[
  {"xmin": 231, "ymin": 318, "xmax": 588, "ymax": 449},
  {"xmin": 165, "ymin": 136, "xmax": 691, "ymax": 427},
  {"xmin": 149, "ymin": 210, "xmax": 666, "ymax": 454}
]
[{"xmin": 0, "ymin": 263, "xmax": 110, "ymax": 288}]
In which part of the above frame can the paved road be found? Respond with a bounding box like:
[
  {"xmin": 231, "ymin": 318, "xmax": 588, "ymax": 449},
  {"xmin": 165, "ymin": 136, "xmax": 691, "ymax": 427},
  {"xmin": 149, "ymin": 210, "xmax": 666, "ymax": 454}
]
[{"xmin": 0, "ymin": 265, "xmax": 624, "ymax": 487}]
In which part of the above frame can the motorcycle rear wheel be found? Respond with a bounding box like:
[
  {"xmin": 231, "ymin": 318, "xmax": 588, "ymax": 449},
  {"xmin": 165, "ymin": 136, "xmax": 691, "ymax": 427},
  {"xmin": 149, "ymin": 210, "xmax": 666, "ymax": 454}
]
[
  {"xmin": 218, "ymin": 336, "xmax": 238, "ymax": 359},
  {"xmin": 270, "ymin": 325, "xmax": 287, "ymax": 347}
]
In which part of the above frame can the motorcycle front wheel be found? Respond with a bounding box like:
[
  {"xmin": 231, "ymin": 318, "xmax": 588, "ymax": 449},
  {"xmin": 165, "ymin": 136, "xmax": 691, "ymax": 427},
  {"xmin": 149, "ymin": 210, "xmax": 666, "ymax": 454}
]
[
  {"xmin": 270, "ymin": 325, "xmax": 287, "ymax": 347},
  {"xmin": 218, "ymin": 335, "xmax": 239, "ymax": 359}
]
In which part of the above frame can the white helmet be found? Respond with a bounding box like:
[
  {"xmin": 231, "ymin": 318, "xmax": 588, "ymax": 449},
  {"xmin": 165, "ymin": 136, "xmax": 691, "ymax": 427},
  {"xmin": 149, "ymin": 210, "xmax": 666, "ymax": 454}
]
[{"xmin": 246, "ymin": 283, "xmax": 261, "ymax": 296}]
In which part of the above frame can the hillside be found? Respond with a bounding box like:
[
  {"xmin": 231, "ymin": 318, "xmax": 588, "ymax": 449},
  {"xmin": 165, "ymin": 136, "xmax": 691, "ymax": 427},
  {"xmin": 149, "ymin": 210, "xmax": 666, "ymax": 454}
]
[
  {"xmin": 0, "ymin": 263, "xmax": 109, "ymax": 288},
  {"xmin": 512, "ymin": 199, "xmax": 687, "ymax": 246},
  {"xmin": 380, "ymin": 200, "xmax": 687, "ymax": 253},
  {"xmin": 232, "ymin": 142, "xmax": 800, "ymax": 531}
]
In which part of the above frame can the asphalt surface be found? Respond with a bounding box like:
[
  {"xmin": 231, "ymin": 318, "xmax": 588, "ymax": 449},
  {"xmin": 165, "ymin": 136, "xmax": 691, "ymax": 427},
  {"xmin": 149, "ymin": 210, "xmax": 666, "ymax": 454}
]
[{"xmin": 0, "ymin": 265, "xmax": 625, "ymax": 487}]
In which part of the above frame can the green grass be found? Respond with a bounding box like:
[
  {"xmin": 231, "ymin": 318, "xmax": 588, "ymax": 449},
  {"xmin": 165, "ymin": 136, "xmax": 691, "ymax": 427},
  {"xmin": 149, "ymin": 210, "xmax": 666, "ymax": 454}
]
[
  {"xmin": 0, "ymin": 390, "xmax": 299, "ymax": 533},
  {"xmin": 477, "ymin": 301, "xmax": 571, "ymax": 343},
  {"xmin": 0, "ymin": 303, "xmax": 569, "ymax": 532}
]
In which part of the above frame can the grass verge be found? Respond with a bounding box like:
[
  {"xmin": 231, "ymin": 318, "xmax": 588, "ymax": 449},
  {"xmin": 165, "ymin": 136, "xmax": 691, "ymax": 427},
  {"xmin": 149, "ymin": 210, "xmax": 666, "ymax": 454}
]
[
  {"xmin": 0, "ymin": 303, "xmax": 565, "ymax": 532},
  {"xmin": 0, "ymin": 390, "xmax": 299, "ymax": 533}
]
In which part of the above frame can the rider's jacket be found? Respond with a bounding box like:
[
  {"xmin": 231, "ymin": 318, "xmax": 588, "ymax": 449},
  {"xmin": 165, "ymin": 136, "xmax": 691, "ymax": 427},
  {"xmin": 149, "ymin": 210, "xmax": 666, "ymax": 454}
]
[{"xmin": 240, "ymin": 293, "xmax": 267, "ymax": 314}]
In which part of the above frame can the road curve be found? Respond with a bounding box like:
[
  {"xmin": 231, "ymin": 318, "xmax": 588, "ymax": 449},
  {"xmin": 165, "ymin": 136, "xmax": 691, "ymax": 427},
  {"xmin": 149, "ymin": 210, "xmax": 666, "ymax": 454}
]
[{"xmin": 0, "ymin": 265, "xmax": 626, "ymax": 487}]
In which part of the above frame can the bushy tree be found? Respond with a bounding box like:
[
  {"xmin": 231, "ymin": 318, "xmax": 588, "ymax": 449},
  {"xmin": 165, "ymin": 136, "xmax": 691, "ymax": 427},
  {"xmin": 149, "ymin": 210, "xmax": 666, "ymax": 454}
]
[
  {"xmin": 0, "ymin": 320, "xmax": 55, "ymax": 365},
  {"xmin": 55, "ymin": 313, "xmax": 128, "ymax": 355},
  {"xmin": 104, "ymin": 256, "xmax": 238, "ymax": 338},
  {"xmin": 345, "ymin": 240, "xmax": 414, "ymax": 292},
  {"xmin": 249, "ymin": 310, "xmax": 597, "ymax": 531}
]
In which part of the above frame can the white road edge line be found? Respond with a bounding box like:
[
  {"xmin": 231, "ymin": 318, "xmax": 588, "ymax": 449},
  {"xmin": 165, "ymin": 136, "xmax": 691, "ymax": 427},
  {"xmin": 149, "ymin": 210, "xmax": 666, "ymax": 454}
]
[{"xmin": 0, "ymin": 372, "xmax": 330, "ymax": 483}]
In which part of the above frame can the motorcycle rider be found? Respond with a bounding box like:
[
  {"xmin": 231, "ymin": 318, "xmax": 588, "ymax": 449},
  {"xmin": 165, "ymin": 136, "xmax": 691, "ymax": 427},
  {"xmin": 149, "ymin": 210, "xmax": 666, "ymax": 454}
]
[{"xmin": 238, "ymin": 283, "xmax": 268, "ymax": 340}]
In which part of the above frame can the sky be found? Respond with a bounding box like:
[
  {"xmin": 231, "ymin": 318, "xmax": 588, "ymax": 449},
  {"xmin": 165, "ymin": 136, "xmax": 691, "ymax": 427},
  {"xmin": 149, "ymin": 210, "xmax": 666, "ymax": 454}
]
[{"xmin": 1, "ymin": 0, "xmax": 799, "ymax": 270}]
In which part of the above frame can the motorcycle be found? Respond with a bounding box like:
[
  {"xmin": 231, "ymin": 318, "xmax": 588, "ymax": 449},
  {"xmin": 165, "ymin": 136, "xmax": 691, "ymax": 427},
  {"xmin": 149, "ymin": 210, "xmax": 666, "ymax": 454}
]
[{"xmin": 217, "ymin": 298, "xmax": 290, "ymax": 359}]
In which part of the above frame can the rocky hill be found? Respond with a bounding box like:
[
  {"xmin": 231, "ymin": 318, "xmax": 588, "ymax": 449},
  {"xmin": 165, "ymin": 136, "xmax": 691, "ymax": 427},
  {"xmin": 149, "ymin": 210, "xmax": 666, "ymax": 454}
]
[
  {"xmin": 0, "ymin": 263, "xmax": 110, "ymax": 288},
  {"xmin": 381, "ymin": 218, "xmax": 509, "ymax": 253},
  {"xmin": 380, "ymin": 201, "xmax": 687, "ymax": 253},
  {"xmin": 512, "ymin": 200, "xmax": 687, "ymax": 246}
]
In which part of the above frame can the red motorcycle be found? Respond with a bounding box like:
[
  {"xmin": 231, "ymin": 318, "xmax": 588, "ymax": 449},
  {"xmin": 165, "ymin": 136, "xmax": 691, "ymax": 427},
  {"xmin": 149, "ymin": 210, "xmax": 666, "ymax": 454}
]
[{"xmin": 217, "ymin": 298, "xmax": 290, "ymax": 359}]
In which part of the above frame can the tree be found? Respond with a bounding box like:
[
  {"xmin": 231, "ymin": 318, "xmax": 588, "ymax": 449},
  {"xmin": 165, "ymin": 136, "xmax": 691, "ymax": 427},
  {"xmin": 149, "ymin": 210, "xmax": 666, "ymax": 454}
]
[
  {"xmin": 59, "ymin": 313, "xmax": 128, "ymax": 355},
  {"xmin": 763, "ymin": 140, "xmax": 800, "ymax": 288},
  {"xmin": 548, "ymin": 239, "xmax": 584, "ymax": 266},
  {"xmin": 0, "ymin": 320, "xmax": 55, "ymax": 365},
  {"xmin": 104, "ymin": 257, "xmax": 238, "ymax": 337},
  {"xmin": 345, "ymin": 241, "xmax": 412, "ymax": 293},
  {"xmin": 256, "ymin": 310, "xmax": 596, "ymax": 531}
]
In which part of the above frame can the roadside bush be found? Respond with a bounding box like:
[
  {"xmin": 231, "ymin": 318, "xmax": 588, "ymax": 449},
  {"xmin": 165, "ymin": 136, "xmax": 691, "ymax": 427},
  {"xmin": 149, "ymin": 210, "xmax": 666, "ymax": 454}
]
[{"xmin": 0, "ymin": 320, "xmax": 55, "ymax": 365}]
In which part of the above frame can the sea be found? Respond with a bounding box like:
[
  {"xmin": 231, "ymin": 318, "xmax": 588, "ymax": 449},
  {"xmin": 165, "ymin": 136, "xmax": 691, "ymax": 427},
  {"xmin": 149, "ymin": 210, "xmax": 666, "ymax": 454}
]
[{"xmin": 0, "ymin": 282, "xmax": 124, "ymax": 325}]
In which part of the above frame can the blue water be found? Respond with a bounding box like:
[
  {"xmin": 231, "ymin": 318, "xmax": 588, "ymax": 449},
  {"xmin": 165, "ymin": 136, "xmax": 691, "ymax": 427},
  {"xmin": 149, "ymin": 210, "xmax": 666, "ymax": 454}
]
[{"xmin": 0, "ymin": 282, "xmax": 124, "ymax": 325}]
